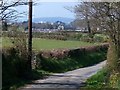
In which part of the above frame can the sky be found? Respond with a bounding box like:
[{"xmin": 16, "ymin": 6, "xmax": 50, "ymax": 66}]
[{"xmin": 15, "ymin": 2, "xmax": 78, "ymax": 21}]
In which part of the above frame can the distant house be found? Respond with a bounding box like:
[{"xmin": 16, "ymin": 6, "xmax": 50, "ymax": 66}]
[{"xmin": 58, "ymin": 25, "xmax": 64, "ymax": 30}]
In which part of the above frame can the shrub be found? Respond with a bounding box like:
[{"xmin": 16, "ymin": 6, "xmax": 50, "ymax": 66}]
[
  {"xmin": 2, "ymin": 48, "xmax": 29, "ymax": 89},
  {"xmin": 80, "ymin": 34, "xmax": 91, "ymax": 42},
  {"xmin": 3, "ymin": 31, "xmax": 109, "ymax": 43},
  {"xmin": 2, "ymin": 48, "xmax": 48, "ymax": 90},
  {"xmin": 93, "ymin": 34, "xmax": 109, "ymax": 43},
  {"xmin": 36, "ymin": 44, "xmax": 109, "ymax": 73}
]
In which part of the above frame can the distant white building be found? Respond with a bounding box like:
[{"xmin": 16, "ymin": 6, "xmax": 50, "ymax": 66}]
[{"xmin": 58, "ymin": 25, "xmax": 64, "ymax": 30}]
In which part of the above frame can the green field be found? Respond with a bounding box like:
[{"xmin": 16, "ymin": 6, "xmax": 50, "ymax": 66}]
[{"xmin": 2, "ymin": 37, "xmax": 99, "ymax": 50}]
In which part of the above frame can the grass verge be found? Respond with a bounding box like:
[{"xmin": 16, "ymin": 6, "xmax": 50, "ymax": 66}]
[
  {"xmin": 83, "ymin": 68, "xmax": 120, "ymax": 90},
  {"xmin": 86, "ymin": 68, "xmax": 110, "ymax": 88}
]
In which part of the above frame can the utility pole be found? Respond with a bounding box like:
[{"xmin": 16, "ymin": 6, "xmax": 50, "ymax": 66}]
[{"xmin": 28, "ymin": 0, "xmax": 32, "ymax": 71}]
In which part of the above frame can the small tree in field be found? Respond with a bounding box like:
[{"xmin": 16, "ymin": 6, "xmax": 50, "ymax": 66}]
[{"xmin": 74, "ymin": 2, "xmax": 101, "ymax": 40}]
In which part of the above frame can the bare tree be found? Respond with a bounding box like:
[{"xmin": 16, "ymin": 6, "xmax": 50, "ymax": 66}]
[
  {"xmin": 74, "ymin": 2, "xmax": 104, "ymax": 36},
  {"xmin": 91, "ymin": 2, "xmax": 120, "ymax": 88},
  {"xmin": 75, "ymin": 2, "xmax": 92, "ymax": 34},
  {"xmin": 0, "ymin": 0, "xmax": 28, "ymax": 31},
  {"xmin": 91, "ymin": 2, "xmax": 120, "ymax": 68},
  {"xmin": 0, "ymin": 0, "xmax": 28, "ymax": 20},
  {"xmin": 75, "ymin": 1, "xmax": 120, "ymax": 72},
  {"xmin": 75, "ymin": 2, "xmax": 120, "ymax": 87}
]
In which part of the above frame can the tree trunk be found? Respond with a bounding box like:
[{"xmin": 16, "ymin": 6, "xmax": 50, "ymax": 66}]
[
  {"xmin": 2, "ymin": 21, "xmax": 8, "ymax": 31},
  {"xmin": 107, "ymin": 39, "xmax": 120, "ymax": 72}
]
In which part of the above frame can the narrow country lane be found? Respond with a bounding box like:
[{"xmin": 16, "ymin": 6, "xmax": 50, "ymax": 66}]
[{"xmin": 18, "ymin": 61, "xmax": 106, "ymax": 90}]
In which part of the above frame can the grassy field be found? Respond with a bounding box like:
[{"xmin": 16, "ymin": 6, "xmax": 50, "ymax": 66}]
[{"xmin": 2, "ymin": 37, "xmax": 99, "ymax": 50}]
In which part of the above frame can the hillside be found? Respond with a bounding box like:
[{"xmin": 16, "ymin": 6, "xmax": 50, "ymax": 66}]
[{"xmin": 33, "ymin": 17, "xmax": 74, "ymax": 23}]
